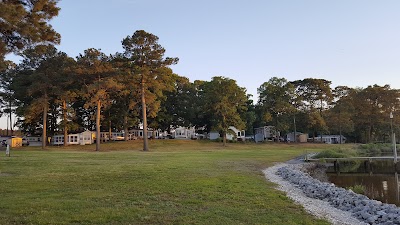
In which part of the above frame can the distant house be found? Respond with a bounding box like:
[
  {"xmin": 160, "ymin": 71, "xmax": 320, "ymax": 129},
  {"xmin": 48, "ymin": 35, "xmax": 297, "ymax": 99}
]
[
  {"xmin": 228, "ymin": 126, "xmax": 245, "ymax": 141},
  {"xmin": 286, "ymin": 132, "xmax": 308, "ymax": 143},
  {"xmin": 53, "ymin": 134, "xmax": 78, "ymax": 145},
  {"xmin": 171, "ymin": 126, "xmax": 196, "ymax": 139},
  {"xmin": 25, "ymin": 136, "xmax": 42, "ymax": 146},
  {"xmin": 26, "ymin": 136, "xmax": 41, "ymax": 143},
  {"xmin": 254, "ymin": 126, "xmax": 279, "ymax": 142},
  {"xmin": 100, "ymin": 132, "xmax": 126, "ymax": 141},
  {"xmin": 52, "ymin": 131, "xmax": 95, "ymax": 145},
  {"xmin": 129, "ymin": 128, "xmax": 159, "ymax": 139},
  {"xmin": 208, "ymin": 126, "xmax": 245, "ymax": 141},
  {"xmin": 208, "ymin": 131, "xmax": 220, "ymax": 140},
  {"xmin": 315, "ymin": 135, "xmax": 346, "ymax": 144},
  {"xmin": 80, "ymin": 131, "xmax": 96, "ymax": 144}
]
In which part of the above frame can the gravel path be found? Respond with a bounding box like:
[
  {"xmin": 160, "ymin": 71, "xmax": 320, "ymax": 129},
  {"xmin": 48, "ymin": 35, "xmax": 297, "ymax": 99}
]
[{"xmin": 263, "ymin": 163, "xmax": 368, "ymax": 225}]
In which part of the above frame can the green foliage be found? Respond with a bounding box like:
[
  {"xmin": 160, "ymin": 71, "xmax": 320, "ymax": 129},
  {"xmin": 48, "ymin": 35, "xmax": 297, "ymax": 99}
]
[
  {"xmin": 12, "ymin": 45, "xmax": 77, "ymax": 148},
  {"xmin": 203, "ymin": 76, "xmax": 248, "ymax": 146},
  {"xmin": 289, "ymin": 78, "xmax": 333, "ymax": 138},
  {"xmin": 306, "ymin": 109, "xmax": 328, "ymax": 133},
  {"xmin": 0, "ymin": 0, "xmax": 60, "ymax": 58},
  {"xmin": 257, "ymin": 77, "xmax": 296, "ymax": 132},
  {"xmin": 215, "ymin": 137, "xmax": 223, "ymax": 142},
  {"xmin": 348, "ymin": 184, "xmax": 366, "ymax": 195},
  {"xmin": 155, "ymin": 75, "xmax": 198, "ymax": 130},
  {"xmin": 350, "ymin": 85, "xmax": 400, "ymax": 143},
  {"xmin": 357, "ymin": 143, "xmax": 393, "ymax": 156},
  {"xmin": 0, "ymin": 61, "xmax": 17, "ymax": 129},
  {"xmin": 121, "ymin": 30, "xmax": 178, "ymax": 150},
  {"xmin": 325, "ymin": 86, "xmax": 355, "ymax": 135},
  {"xmin": 291, "ymin": 78, "xmax": 333, "ymax": 111},
  {"xmin": 314, "ymin": 146, "xmax": 357, "ymax": 158},
  {"xmin": 4, "ymin": 11, "xmax": 400, "ymax": 149},
  {"xmin": 314, "ymin": 143, "xmax": 396, "ymax": 158},
  {"xmin": 76, "ymin": 48, "xmax": 122, "ymax": 151}
]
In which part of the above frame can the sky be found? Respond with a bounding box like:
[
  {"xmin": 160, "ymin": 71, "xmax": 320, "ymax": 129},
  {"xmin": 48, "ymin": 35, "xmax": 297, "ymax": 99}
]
[{"xmin": 2, "ymin": 0, "xmax": 400, "ymax": 129}]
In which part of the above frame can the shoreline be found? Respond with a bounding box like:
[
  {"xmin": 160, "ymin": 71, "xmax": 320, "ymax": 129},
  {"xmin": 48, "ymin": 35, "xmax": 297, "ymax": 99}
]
[{"xmin": 263, "ymin": 163, "xmax": 368, "ymax": 225}]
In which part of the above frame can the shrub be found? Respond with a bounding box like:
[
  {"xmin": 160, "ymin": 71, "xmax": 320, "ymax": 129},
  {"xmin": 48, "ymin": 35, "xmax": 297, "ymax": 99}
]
[
  {"xmin": 357, "ymin": 143, "xmax": 393, "ymax": 156},
  {"xmin": 348, "ymin": 184, "xmax": 366, "ymax": 195},
  {"xmin": 314, "ymin": 147, "xmax": 357, "ymax": 159},
  {"xmin": 215, "ymin": 137, "xmax": 222, "ymax": 142}
]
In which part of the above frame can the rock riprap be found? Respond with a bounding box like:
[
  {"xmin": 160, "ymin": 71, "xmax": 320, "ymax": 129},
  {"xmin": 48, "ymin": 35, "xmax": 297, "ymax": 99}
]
[{"xmin": 277, "ymin": 166, "xmax": 400, "ymax": 225}]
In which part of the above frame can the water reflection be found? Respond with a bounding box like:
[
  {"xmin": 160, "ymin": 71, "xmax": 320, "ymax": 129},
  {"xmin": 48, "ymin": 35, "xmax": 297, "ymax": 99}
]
[{"xmin": 326, "ymin": 161, "xmax": 400, "ymax": 206}]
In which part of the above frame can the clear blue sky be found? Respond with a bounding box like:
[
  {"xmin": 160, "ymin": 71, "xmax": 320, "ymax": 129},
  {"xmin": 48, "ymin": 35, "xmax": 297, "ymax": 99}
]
[{"xmin": 3, "ymin": 0, "xmax": 400, "ymax": 129}]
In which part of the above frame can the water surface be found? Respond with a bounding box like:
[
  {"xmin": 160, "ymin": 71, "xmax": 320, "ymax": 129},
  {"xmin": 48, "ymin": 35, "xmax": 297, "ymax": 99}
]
[{"xmin": 326, "ymin": 161, "xmax": 400, "ymax": 206}]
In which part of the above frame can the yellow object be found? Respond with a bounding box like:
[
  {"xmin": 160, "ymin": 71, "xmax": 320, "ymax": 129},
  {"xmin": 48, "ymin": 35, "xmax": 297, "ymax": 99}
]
[{"xmin": 7, "ymin": 137, "xmax": 23, "ymax": 147}]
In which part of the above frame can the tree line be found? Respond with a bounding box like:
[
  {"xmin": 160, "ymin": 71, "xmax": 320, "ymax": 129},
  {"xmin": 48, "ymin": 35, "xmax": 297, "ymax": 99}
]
[
  {"xmin": 256, "ymin": 77, "xmax": 400, "ymax": 144},
  {"xmin": 1, "ymin": 1, "xmax": 399, "ymax": 151}
]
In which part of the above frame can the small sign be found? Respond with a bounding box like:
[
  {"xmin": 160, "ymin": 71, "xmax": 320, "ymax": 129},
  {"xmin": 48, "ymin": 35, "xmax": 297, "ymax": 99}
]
[{"xmin": 5, "ymin": 144, "xmax": 10, "ymax": 157}]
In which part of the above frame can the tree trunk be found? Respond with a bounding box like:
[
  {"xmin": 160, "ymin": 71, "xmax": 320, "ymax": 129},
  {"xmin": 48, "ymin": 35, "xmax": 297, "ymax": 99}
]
[
  {"xmin": 339, "ymin": 110, "xmax": 342, "ymax": 144},
  {"xmin": 42, "ymin": 93, "xmax": 48, "ymax": 149},
  {"xmin": 96, "ymin": 99, "xmax": 101, "ymax": 151},
  {"xmin": 312, "ymin": 130, "xmax": 315, "ymax": 142},
  {"xmin": 321, "ymin": 132, "xmax": 323, "ymax": 143},
  {"xmin": 222, "ymin": 131, "xmax": 227, "ymax": 147},
  {"xmin": 124, "ymin": 113, "xmax": 129, "ymax": 141},
  {"xmin": 368, "ymin": 125, "xmax": 372, "ymax": 143},
  {"xmin": 63, "ymin": 100, "xmax": 68, "ymax": 146},
  {"xmin": 339, "ymin": 112, "xmax": 342, "ymax": 144},
  {"xmin": 9, "ymin": 99, "xmax": 13, "ymax": 136},
  {"xmin": 275, "ymin": 117, "xmax": 280, "ymax": 142},
  {"xmin": 293, "ymin": 114, "xmax": 297, "ymax": 143},
  {"xmin": 6, "ymin": 114, "xmax": 9, "ymax": 136},
  {"xmin": 141, "ymin": 77, "xmax": 149, "ymax": 151},
  {"xmin": 108, "ymin": 120, "xmax": 112, "ymax": 142}
]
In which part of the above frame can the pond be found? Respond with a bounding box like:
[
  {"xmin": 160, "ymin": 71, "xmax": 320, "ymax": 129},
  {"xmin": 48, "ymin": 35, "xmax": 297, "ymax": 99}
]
[{"xmin": 326, "ymin": 161, "xmax": 400, "ymax": 206}]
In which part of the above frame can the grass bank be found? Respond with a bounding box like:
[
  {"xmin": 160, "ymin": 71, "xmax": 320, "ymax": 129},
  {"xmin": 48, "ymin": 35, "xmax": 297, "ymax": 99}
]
[
  {"xmin": 313, "ymin": 143, "xmax": 397, "ymax": 159},
  {"xmin": 1, "ymin": 140, "xmax": 334, "ymax": 225}
]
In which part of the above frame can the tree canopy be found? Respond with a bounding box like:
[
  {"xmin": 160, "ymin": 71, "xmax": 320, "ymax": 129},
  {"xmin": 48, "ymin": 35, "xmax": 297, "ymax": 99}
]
[
  {"xmin": 121, "ymin": 30, "xmax": 178, "ymax": 151},
  {"xmin": 2, "ymin": 18, "xmax": 400, "ymax": 147},
  {"xmin": 203, "ymin": 76, "xmax": 248, "ymax": 146},
  {"xmin": 0, "ymin": 0, "xmax": 60, "ymax": 67}
]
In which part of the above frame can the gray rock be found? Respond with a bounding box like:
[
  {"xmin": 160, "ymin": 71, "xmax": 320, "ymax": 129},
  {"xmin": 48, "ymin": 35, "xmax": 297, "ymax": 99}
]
[{"xmin": 276, "ymin": 166, "xmax": 400, "ymax": 225}]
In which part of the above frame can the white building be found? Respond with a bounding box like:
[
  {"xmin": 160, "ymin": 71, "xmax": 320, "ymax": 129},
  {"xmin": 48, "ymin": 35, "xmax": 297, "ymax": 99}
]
[
  {"xmin": 208, "ymin": 126, "xmax": 245, "ymax": 141},
  {"xmin": 52, "ymin": 131, "xmax": 95, "ymax": 145},
  {"xmin": 254, "ymin": 126, "xmax": 278, "ymax": 142},
  {"xmin": 227, "ymin": 126, "xmax": 245, "ymax": 141},
  {"xmin": 171, "ymin": 126, "xmax": 196, "ymax": 139},
  {"xmin": 286, "ymin": 132, "xmax": 308, "ymax": 143},
  {"xmin": 316, "ymin": 135, "xmax": 346, "ymax": 144},
  {"xmin": 100, "ymin": 132, "xmax": 126, "ymax": 141},
  {"xmin": 208, "ymin": 131, "xmax": 220, "ymax": 140},
  {"xmin": 129, "ymin": 129, "xmax": 159, "ymax": 139}
]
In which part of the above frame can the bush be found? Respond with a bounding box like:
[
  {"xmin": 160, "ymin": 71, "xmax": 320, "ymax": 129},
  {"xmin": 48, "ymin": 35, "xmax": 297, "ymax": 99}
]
[
  {"xmin": 357, "ymin": 143, "xmax": 393, "ymax": 156},
  {"xmin": 348, "ymin": 184, "xmax": 366, "ymax": 195},
  {"xmin": 215, "ymin": 137, "xmax": 222, "ymax": 142},
  {"xmin": 314, "ymin": 143, "xmax": 395, "ymax": 158},
  {"xmin": 314, "ymin": 147, "xmax": 357, "ymax": 159}
]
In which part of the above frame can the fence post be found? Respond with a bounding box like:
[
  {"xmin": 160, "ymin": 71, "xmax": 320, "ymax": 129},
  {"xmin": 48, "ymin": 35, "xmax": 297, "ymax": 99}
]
[{"xmin": 5, "ymin": 144, "xmax": 10, "ymax": 157}]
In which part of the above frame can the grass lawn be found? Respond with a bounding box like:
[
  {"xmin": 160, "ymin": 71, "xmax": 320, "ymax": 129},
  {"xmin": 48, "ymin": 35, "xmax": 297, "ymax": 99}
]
[{"xmin": 0, "ymin": 140, "xmax": 337, "ymax": 225}]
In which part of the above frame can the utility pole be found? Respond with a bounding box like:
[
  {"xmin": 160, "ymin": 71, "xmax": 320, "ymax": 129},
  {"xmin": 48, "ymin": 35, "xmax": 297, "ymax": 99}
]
[
  {"xmin": 293, "ymin": 114, "xmax": 297, "ymax": 143},
  {"xmin": 390, "ymin": 112, "xmax": 397, "ymax": 163}
]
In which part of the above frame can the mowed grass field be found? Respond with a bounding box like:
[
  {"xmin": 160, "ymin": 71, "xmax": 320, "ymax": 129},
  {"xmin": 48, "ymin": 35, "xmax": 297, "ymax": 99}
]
[{"xmin": 0, "ymin": 140, "xmax": 335, "ymax": 225}]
